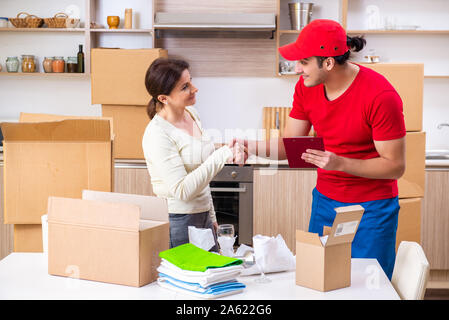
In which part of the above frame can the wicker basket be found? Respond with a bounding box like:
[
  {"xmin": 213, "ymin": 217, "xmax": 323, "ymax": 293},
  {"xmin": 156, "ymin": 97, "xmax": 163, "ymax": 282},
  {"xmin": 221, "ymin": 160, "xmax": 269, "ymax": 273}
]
[
  {"xmin": 9, "ymin": 12, "xmax": 30, "ymax": 28},
  {"xmin": 44, "ymin": 12, "xmax": 68, "ymax": 28},
  {"xmin": 25, "ymin": 14, "xmax": 44, "ymax": 28}
]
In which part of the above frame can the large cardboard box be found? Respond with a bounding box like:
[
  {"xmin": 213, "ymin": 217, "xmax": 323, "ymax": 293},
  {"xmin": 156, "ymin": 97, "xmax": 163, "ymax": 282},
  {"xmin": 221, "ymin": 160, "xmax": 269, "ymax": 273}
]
[
  {"xmin": 296, "ymin": 205, "xmax": 364, "ymax": 292},
  {"xmin": 48, "ymin": 191, "xmax": 169, "ymax": 287},
  {"xmin": 13, "ymin": 224, "xmax": 42, "ymax": 252},
  {"xmin": 396, "ymin": 198, "xmax": 422, "ymax": 251},
  {"xmin": 398, "ymin": 132, "xmax": 426, "ymax": 199},
  {"xmin": 1, "ymin": 119, "xmax": 113, "ymax": 224},
  {"xmin": 102, "ymin": 105, "xmax": 149, "ymax": 159},
  {"xmin": 91, "ymin": 48, "xmax": 168, "ymax": 105},
  {"xmin": 361, "ymin": 63, "xmax": 423, "ymax": 132}
]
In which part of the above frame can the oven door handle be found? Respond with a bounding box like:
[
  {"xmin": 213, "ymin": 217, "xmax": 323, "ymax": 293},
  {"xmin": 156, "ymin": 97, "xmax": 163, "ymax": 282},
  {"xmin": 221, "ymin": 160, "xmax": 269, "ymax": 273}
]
[{"xmin": 210, "ymin": 187, "xmax": 247, "ymax": 193}]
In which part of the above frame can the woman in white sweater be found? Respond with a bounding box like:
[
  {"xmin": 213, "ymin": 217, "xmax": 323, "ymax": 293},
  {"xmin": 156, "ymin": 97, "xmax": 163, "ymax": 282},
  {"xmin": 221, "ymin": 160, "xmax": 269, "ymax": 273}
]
[{"xmin": 142, "ymin": 58, "xmax": 245, "ymax": 251}]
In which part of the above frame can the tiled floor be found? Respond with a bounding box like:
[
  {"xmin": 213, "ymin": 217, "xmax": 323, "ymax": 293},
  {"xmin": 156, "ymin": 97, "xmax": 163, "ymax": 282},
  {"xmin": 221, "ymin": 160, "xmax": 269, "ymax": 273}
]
[{"xmin": 424, "ymin": 289, "xmax": 449, "ymax": 300}]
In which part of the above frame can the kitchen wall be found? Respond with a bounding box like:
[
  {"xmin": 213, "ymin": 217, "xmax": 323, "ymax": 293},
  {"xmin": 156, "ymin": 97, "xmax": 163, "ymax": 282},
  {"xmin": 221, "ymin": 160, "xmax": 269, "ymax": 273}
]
[{"xmin": 1, "ymin": 0, "xmax": 448, "ymax": 149}]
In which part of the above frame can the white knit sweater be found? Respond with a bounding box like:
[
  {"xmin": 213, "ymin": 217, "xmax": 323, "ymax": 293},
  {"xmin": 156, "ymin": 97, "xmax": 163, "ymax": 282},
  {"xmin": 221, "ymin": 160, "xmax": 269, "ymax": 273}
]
[{"xmin": 142, "ymin": 106, "xmax": 233, "ymax": 223}]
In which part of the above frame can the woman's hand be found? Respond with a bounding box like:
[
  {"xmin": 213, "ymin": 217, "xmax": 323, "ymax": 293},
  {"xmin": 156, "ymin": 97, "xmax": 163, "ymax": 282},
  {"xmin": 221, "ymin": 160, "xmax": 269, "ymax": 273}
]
[{"xmin": 227, "ymin": 140, "xmax": 248, "ymax": 166}]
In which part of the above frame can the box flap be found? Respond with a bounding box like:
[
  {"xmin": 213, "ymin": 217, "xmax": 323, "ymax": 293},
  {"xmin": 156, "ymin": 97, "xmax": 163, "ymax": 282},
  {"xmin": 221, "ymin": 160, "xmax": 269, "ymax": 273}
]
[
  {"xmin": 1, "ymin": 119, "xmax": 111, "ymax": 142},
  {"xmin": 296, "ymin": 230, "xmax": 323, "ymax": 247},
  {"xmin": 47, "ymin": 196, "xmax": 140, "ymax": 232},
  {"xmin": 324, "ymin": 205, "xmax": 364, "ymax": 247},
  {"xmin": 82, "ymin": 190, "xmax": 169, "ymax": 222},
  {"xmin": 19, "ymin": 112, "xmax": 115, "ymax": 139}
]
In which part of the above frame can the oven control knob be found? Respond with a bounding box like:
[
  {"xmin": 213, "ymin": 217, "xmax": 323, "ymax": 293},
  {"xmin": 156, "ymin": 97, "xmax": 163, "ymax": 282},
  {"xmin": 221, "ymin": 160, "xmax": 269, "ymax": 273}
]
[{"xmin": 231, "ymin": 171, "xmax": 238, "ymax": 179}]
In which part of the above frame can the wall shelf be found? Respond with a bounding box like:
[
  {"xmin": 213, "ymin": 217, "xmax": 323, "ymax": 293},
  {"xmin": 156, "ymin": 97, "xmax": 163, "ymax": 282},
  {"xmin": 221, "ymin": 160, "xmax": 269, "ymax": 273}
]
[
  {"xmin": 347, "ymin": 30, "xmax": 449, "ymax": 35},
  {"xmin": 0, "ymin": 28, "xmax": 86, "ymax": 32},
  {"xmin": 90, "ymin": 29, "xmax": 153, "ymax": 34},
  {"xmin": 0, "ymin": 72, "xmax": 90, "ymax": 78}
]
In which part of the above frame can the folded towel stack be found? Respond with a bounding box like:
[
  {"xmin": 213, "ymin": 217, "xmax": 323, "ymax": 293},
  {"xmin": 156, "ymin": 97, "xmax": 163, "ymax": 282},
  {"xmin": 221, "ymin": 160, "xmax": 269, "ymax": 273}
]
[{"xmin": 157, "ymin": 243, "xmax": 246, "ymax": 299}]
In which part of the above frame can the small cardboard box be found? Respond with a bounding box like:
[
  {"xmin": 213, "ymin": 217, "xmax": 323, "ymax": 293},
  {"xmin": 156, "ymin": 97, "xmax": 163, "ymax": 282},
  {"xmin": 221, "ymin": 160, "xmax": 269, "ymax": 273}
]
[
  {"xmin": 48, "ymin": 190, "xmax": 169, "ymax": 287},
  {"xmin": 398, "ymin": 132, "xmax": 426, "ymax": 199},
  {"xmin": 396, "ymin": 198, "xmax": 422, "ymax": 251},
  {"xmin": 1, "ymin": 119, "xmax": 113, "ymax": 224},
  {"xmin": 361, "ymin": 63, "xmax": 423, "ymax": 132},
  {"xmin": 91, "ymin": 48, "xmax": 168, "ymax": 105},
  {"xmin": 296, "ymin": 205, "xmax": 364, "ymax": 292},
  {"xmin": 102, "ymin": 105, "xmax": 149, "ymax": 159}
]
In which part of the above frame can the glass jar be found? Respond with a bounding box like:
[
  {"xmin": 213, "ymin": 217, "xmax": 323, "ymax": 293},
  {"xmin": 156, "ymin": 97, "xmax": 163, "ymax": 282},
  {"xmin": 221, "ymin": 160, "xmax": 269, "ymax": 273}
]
[
  {"xmin": 6, "ymin": 56, "xmax": 20, "ymax": 72},
  {"xmin": 43, "ymin": 57, "xmax": 54, "ymax": 73},
  {"xmin": 52, "ymin": 56, "xmax": 65, "ymax": 73},
  {"xmin": 21, "ymin": 55, "xmax": 36, "ymax": 73},
  {"xmin": 66, "ymin": 57, "xmax": 78, "ymax": 73}
]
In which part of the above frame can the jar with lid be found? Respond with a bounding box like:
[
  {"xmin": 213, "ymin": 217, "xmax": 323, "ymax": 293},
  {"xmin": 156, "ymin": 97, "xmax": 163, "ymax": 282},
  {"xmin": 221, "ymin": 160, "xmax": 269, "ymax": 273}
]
[
  {"xmin": 66, "ymin": 57, "xmax": 78, "ymax": 73},
  {"xmin": 6, "ymin": 57, "xmax": 20, "ymax": 72},
  {"xmin": 43, "ymin": 57, "xmax": 54, "ymax": 73},
  {"xmin": 52, "ymin": 56, "xmax": 65, "ymax": 73},
  {"xmin": 21, "ymin": 55, "xmax": 36, "ymax": 73}
]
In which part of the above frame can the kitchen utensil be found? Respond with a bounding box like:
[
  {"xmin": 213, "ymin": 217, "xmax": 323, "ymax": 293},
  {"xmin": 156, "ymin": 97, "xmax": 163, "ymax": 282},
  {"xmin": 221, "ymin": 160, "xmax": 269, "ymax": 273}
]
[
  {"xmin": 288, "ymin": 2, "xmax": 313, "ymax": 30},
  {"xmin": 107, "ymin": 16, "xmax": 120, "ymax": 29},
  {"xmin": 124, "ymin": 8, "xmax": 132, "ymax": 29}
]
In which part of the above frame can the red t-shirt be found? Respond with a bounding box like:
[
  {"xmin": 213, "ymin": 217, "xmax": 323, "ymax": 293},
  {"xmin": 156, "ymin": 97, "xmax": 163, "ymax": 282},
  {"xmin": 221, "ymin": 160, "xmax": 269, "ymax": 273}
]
[{"xmin": 289, "ymin": 64, "xmax": 406, "ymax": 202}]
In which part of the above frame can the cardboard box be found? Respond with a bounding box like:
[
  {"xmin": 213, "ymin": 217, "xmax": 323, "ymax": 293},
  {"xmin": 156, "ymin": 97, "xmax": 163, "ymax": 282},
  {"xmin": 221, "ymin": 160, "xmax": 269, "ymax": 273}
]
[
  {"xmin": 296, "ymin": 205, "xmax": 364, "ymax": 292},
  {"xmin": 48, "ymin": 190, "xmax": 169, "ymax": 287},
  {"xmin": 398, "ymin": 132, "xmax": 426, "ymax": 199},
  {"xmin": 13, "ymin": 224, "xmax": 43, "ymax": 252},
  {"xmin": 102, "ymin": 105, "xmax": 149, "ymax": 159},
  {"xmin": 91, "ymin": 48, "xmax": 168, "ymax": 105},
  {"xmin": 1, "ymin": 119, "xmax": 113, "ymax": 224},
  {"xmin": 361, "ymin": 63, "xmax": 423, "ymax": 132},
  {"xmin": 396, "ymin": 198, "xmax": 422, "ymax": 251}
]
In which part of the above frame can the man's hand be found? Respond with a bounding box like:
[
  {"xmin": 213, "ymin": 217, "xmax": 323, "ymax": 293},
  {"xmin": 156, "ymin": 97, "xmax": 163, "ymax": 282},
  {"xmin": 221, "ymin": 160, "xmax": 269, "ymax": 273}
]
[
  {"xmin": 227, "ymin": 139, "xmax": 248, "ymax": 166},
  {"xmin": 301, "ymin": 149, "xmax": 344, "ymax": 171}
]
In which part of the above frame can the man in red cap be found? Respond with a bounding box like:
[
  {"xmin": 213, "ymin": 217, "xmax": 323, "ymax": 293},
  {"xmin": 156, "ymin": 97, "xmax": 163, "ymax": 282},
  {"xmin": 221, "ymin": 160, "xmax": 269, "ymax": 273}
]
[{"xmin": 245, "ymin": 19, "xmax": 406, "ymax": 279}]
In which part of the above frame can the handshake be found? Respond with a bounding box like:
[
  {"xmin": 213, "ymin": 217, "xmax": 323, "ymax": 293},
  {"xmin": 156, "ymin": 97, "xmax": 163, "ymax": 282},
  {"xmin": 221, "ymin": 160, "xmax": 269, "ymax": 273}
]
[{"xmin": 226, "ymin": 139, "xmax": 248, "ymax": 166}]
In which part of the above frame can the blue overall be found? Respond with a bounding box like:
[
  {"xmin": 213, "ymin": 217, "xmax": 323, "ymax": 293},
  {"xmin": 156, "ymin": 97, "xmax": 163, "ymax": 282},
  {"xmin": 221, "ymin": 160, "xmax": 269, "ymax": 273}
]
[{"xmin": 308, "ymin": 188, "xmax": 399, "ymax": 280}]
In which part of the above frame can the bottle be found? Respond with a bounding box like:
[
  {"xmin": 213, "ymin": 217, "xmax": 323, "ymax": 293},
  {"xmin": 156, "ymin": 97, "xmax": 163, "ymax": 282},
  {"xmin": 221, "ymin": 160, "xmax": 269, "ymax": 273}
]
[
  {"xmin": 77, "ymin": 44, "xmax": 84, "ymax": 73},
  {"xmin": 124, "ymin": 8, "xmax": 132, "ymax": 29}
]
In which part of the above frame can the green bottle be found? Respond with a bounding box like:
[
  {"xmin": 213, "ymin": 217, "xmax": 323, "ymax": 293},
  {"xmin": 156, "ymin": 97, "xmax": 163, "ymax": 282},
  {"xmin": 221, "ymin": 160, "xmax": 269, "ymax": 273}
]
[{"xmin": 77, "ymin": 44, "xmax": 84, "ymax": 73}]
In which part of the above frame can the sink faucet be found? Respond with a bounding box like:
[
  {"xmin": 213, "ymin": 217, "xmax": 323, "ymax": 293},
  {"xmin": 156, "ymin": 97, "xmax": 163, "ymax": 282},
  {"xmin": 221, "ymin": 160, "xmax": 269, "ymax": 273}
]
[{"xmin": 437, "ymin": 123, "xmax": 449, "ymax": 129}]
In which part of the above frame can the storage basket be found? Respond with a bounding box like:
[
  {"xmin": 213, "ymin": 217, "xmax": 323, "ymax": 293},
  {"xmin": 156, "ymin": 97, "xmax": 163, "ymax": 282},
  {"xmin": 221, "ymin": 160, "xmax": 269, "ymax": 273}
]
[
  {"xmin": 9, "ymin": 12, "xmax": 30, "ymax": 28},
  {"xmin": 44, "ymin": 12, "xmax": 68, "ymax": 28},
  {"xmin": 25, "ymin": 14, "xmax": 44, "ymax": 28}
]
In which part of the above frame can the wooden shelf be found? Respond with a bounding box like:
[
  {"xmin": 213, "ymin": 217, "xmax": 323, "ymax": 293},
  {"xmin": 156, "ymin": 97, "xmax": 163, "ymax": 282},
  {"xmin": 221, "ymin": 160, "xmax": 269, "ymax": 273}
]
[
  {"xmin": 278, "ymin": 30, "xmax": 301, "ymax": 34},
  {"xmin": 0, "ymin": 28, "xmax": 86, "ymax": 32},
  {"xmin": 0, "ymin": 72, "xmax": 90, "ymax": 78},
  {"xmin": 424, "ymin": 75, "xmax": 449, "ymax": 79},
  {"xmin": 90, "ymin": 28, "xmax": 153, "ymax": 33}
]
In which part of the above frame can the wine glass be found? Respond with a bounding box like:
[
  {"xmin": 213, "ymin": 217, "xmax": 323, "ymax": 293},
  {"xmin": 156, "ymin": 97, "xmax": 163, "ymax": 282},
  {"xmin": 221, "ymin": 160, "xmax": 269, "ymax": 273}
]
[
  {"xmin": 217, "ymin": 224, "xmax": 235, "ymax": 256},
  {"xmin": 254, "ymin": 251, "xmax": 271, "ymax": 284}
]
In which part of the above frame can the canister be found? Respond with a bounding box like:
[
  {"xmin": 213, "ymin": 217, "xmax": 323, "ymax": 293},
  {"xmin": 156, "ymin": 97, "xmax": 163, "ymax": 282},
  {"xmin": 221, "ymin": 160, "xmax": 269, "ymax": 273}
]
[
  {"xmin": 6, "ymin": 56, "xmax": 20, "ymax": 72},
  {"xmin": 43, "ymin": 57, "xmax": 54, "ymax": 73},
  {"xmin": 21, "ymin": 55, "xmax": 36, "ymax": 73},
  {"xmin": 52, "ymin": 56, "xmax": 65, "ymax": 73}
]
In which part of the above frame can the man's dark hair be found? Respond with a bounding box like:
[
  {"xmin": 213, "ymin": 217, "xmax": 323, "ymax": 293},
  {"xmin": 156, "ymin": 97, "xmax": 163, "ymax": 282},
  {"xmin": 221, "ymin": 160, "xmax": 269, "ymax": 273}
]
[{"xmin": 316, "ymin": 35, "xmax": 366, "ymax": 68}]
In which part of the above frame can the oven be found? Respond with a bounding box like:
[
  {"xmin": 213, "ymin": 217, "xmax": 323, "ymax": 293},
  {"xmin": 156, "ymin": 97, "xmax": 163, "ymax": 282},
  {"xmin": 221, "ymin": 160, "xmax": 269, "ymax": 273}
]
[{"xmin": 210, "ymin": 165, "xmax": 253, "ymax": 245}]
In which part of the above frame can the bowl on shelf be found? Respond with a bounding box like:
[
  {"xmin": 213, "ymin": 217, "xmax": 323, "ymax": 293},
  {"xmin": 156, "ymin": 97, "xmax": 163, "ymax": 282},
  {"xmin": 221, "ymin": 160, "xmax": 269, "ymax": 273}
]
[
  {"xmin": 66, "ymin": 18, "xmax": 80, "ymax": 28},
  {"xmin": 107, "ymin": 16, "xmax": 120, "ymax": 29}
]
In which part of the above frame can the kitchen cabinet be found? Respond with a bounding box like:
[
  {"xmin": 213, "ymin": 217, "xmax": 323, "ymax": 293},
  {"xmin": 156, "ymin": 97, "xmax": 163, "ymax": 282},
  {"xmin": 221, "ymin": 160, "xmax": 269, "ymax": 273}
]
[
  {"xmin": 422, "ymin": 170, "xmax": 449, "ymax": 269},
  {"xmin": 114, "ymin": 163, "xmax": 155, "ymax": 196},
  {"xmin": 0, "ymin": 0, "xmax": 154, "ymax": 75},
  {"xmin": 253, "ymin": 168, "xmax": 317, "ymax": 253}
]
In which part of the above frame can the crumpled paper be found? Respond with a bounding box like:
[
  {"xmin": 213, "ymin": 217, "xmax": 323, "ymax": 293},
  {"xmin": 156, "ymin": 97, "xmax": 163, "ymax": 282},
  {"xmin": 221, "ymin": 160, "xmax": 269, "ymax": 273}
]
[
  {"xmin": 188, "ymin": 226, "xmax": 216, "ymax": 252},
  {"xmin": 240, "ymin": 234, "xmax": 295, "ymax": 276},
  {"xmin": 217, "ymin": 236, "xmax": 236, "ymax": 257}
]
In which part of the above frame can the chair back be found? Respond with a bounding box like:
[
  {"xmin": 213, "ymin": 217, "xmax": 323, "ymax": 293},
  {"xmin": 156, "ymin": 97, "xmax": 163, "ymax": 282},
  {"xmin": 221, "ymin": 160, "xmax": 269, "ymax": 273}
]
[{"xmin": 391, "ymin": 241, "xmax": 430, "ymax": 300}]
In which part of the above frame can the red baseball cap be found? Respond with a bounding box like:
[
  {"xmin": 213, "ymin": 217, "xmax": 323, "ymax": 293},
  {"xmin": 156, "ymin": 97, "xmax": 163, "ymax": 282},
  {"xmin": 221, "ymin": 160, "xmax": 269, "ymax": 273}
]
[{"xmin": 279, "ymin": 19, "xmax": 350, "ymax": 61}]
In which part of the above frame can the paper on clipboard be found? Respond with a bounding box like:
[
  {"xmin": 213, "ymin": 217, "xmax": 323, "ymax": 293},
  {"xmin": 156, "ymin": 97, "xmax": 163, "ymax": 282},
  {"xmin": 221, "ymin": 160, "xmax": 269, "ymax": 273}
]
[{"xmin": 283, "ymin": 136, "xmax": 324, "ymax": 168}]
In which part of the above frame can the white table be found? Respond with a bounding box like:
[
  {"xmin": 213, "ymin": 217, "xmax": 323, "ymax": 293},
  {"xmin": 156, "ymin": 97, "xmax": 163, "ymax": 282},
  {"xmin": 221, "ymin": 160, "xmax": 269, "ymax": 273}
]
[{"xmin": 0, "ymin": 253, "xmax": 399, "ymax": 300}]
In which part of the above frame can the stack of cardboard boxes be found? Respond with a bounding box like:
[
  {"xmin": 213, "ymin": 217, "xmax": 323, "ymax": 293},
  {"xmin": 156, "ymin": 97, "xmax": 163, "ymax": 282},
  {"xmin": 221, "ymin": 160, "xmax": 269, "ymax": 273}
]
[
  {"xmin": 363, "ymin": 63, "xmax": 426, "ymax": 250},
  {"xmin": 91, "ymin": 48, "xmax": 168, "ymax": 160}
]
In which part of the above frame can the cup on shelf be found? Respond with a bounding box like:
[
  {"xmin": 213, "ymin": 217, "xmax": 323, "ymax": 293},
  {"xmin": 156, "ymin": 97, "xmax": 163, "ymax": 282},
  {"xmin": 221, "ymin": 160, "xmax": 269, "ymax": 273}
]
[{"xmin": 107, "ymin": 16, "xmax": 120, "ymax": 29}]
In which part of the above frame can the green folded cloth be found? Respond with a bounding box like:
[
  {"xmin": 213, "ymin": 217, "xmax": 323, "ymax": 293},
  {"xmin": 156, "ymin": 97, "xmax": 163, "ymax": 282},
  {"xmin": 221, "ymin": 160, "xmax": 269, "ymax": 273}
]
[{"xmin": 159, "ymin": 243, "xmax": 243, "ymax": 272}]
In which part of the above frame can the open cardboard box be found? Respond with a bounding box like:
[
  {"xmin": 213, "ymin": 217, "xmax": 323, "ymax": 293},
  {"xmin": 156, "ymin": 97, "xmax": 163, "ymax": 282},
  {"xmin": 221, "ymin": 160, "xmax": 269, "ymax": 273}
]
[
  {"xmin": 296, "ymin": 205, "xmax": 364, "ymax": 292},
  {"xmin": 48, "ymin": 190, "xmax": 169, "ymax": 287},
  {"xmin": 1, "ymin": 118, "xmax": 113, "ymax": 225}
]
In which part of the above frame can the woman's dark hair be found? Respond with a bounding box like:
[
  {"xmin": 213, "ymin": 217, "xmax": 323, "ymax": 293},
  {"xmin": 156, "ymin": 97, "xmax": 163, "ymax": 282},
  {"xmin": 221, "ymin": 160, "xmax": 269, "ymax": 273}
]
[
  {"xmin": 316, "ymin": 35, "xmax": 366, "ymax": 67},
  {"xmin": 145, "ymin": 58, "xmax": 190, "ymax": 119}
]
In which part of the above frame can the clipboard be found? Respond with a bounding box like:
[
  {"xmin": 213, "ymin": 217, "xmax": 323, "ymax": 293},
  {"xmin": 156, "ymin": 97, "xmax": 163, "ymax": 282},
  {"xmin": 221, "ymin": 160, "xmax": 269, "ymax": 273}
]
[{"xmin": 283, "ymin": 136, "xmax": 325, "ymax": 168}]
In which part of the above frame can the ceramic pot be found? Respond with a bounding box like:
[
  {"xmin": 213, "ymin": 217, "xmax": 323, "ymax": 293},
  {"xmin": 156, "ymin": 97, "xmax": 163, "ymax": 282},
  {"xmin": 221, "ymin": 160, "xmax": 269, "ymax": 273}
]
[{"xmin": 107, "ymin": 16, "xmax": 120, "ymax": 29}]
